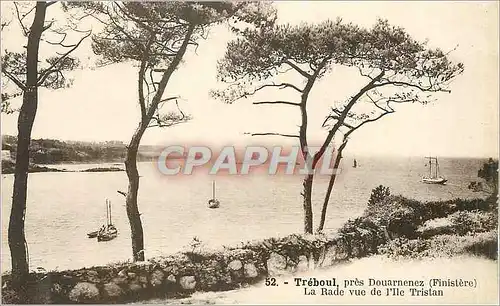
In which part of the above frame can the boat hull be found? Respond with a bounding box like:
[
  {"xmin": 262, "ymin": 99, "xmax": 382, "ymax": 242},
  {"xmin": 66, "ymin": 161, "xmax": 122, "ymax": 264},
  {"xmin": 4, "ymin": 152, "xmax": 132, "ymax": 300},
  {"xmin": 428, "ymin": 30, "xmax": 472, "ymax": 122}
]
[
  {"xmin": 422, "ymin": 177, "xmax": 448, "ymax": 185},
  {"xmin": 97, "ymin": 233, "xmax": 117, "ymax": 242},
  {"xmin": 97, "ymin": 225, "xmax": 118, "ymax": 242},
  {"xmin": 87, "ymin": 231, "xmax": 99, "ymax": 238},
  {"xmin": 208, "ymin": 199, "xmax": 220, "ymax": 209}
]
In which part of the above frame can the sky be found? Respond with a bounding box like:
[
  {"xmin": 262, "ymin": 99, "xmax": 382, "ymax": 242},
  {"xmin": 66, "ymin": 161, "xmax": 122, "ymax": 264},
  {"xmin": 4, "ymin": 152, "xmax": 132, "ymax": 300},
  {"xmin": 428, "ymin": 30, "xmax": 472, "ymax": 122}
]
[{"xmin": 1, "ymin": 1, "xmax": 498, "ymax": 158}]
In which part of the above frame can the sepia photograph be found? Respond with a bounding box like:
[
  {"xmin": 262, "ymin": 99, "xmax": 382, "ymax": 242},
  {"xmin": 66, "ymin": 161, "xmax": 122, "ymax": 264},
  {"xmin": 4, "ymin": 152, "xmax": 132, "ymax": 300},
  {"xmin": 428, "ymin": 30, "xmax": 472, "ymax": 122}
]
[{"xmin": 0, "ymin": 1, "xmax": 498, "ymax": 304}]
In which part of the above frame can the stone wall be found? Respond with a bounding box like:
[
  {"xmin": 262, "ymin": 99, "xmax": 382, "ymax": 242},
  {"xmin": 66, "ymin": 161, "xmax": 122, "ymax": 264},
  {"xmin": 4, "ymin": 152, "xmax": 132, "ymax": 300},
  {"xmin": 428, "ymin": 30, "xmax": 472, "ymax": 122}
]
[{"xmin": 2, "ymin": 230, "xmax": 380, "ymax": 304}]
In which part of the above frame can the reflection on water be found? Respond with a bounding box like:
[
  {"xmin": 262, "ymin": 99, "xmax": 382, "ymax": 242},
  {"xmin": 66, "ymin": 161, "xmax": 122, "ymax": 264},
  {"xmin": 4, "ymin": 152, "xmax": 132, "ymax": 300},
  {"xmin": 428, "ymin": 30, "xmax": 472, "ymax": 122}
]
[{"xmin": 1, "ymin": 157, "xmax": 486, "ymax": 272}]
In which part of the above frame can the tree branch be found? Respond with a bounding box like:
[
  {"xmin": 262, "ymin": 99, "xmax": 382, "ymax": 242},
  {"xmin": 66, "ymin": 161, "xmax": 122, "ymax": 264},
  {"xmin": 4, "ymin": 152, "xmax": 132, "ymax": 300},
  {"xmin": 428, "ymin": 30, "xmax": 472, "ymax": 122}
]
[
  {"xmin": 159, "ymin": 96, "xmax": 180, "ymax": 104},
  {"xmin": 41, "ymin": 20, "xmax": 54, "ymax": 32},
  {"xmin": 250, "ymin": 82, "xmax": 303, "ymax": 95},
  {"xmin": 37, "ymin": 30, "xmax": 91, "ymax": 86},
  {"xmin": 175, "ymin": 99, "xmax": 186, "ymax": 119},
  {"xmin": 374, "ymin": 80, "xmax": 450, "ymax": 93},
  {"xmin": 346, "ymin": 109, "xmax": 394, "ymax": 139},
  {"xmin": 284, "ymin": 59, "xmax": 312, "ymax": 79},
  {"xmin": 43, "ymin": 30, "xmax": 68, "ymax": 46},
  {"xmin": 138, "ymin": 38, "xmax": 155, "ymax": 121},
  {"xmin": 148, "ymin": 121, "xmax": 187, "ymax": 128},
  {"xmin": 2, "ymin": 69, "xmax": 26, "ymax": 91},
  {"xmin": 299, "ymin": 56, "xmax": 331, "ymax": 158},
  {"xmin": 244, "ymin": 132, "xmax": 300, "ymax": 138},
  {"xmin": 218, "ymin": 81, "xmax": 304, "ymax": 104},
  {"xmin": 106, "ymin": 5, "xmax": 146, "ymax": 52},
  {"xmin": 253, "ymin": 100, "xmax": 300, "ymax": 107},
  {"xmin": 312, "ymin": 70, "xmax": 386, "ymax": 168},
  {"xmin": 14, "ymin": 2, "xmax": 31, "ymax": 36},
  {"xmin": 145, "ymin": 23, "xmax": 195, "ymax": 119},
  {"xmin": 138, "ymin": 63, "xmax": 148, "ymax": 121},
  {"xmin": 114, "ymin": 3, "xmax": 157, "ymax": 33},
  {"xmin": 322, "ymin": 114, "xmax": 355, "ymax": 129}
]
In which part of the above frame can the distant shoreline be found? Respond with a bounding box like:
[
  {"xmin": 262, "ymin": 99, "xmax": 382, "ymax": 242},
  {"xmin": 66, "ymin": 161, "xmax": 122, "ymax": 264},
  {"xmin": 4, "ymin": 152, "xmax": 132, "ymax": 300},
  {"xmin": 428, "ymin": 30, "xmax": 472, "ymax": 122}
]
[
  {"xmin": 1, "ymin": 135, "xmax": 160, "ymax": 166},
  {"xmin": 1, "ymin": 160, "xmax": 125, "ymax": 174}
]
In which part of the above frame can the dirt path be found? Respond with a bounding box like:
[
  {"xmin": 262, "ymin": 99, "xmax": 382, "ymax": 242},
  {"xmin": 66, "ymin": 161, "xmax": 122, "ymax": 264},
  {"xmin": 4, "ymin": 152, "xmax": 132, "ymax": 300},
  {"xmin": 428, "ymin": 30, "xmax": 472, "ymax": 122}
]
[{"xmin": 145, "ymin": 255, "xmax": 498, "ymax": 305}]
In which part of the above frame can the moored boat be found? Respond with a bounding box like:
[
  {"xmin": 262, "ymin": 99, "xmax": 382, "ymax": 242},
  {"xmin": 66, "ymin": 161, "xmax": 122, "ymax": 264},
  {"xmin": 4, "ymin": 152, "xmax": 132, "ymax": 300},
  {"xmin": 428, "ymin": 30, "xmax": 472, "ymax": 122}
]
[
  {"xmin": 97, "ymin": 224, "xmax": 118, "ymax": 242},
  {"xmin": 422, "ymin": 157, "xmax": 447, "ymax": 185},
  {"xmin": 422, "ymin": 177, "xmax": 448, "ymax": 184},
  {"xmin": 96, "ymin": 199, "xmax": 118, "ymax": 242},
  {"xmin": 208, "ymin": 181, "xmax": 220, "ymax": 209}
]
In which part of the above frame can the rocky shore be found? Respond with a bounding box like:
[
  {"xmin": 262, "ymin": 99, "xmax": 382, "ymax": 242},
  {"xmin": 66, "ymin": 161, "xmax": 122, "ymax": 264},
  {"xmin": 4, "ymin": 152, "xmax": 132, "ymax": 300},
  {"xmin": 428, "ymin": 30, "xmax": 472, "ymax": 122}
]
[
  {"xmin": 79, "ymin": 167, "xmax": 124, "ymax": 173},
  {"xmin": 1, "ymin": 159, "xmax": 124, "ymax": 174},
  {"xmin": 1, "ymin": 159, "xmax": 65, "ymax": 174}
]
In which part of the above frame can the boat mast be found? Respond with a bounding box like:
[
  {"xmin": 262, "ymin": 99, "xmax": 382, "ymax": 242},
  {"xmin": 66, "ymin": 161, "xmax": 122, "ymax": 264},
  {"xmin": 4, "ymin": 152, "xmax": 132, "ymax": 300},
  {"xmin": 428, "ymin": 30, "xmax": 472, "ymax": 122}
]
[
  {"xmin": 212, "ymin": 181, "xmax": 216, "ymax": 199},
  {"xmin": 109, "ymin": 200, "xmax": 112, "ymax": 225},
  {"xmin": 106, "ymin": 199, "xmax": 109, "ymax": 226}
]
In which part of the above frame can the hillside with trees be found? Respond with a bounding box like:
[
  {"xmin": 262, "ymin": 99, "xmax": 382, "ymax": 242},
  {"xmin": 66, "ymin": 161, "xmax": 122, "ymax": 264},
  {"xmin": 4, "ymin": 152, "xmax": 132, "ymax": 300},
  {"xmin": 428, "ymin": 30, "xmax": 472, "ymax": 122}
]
[{"xmin": 2, "ymin": 135, "xmax": 160, "ymax": 165}]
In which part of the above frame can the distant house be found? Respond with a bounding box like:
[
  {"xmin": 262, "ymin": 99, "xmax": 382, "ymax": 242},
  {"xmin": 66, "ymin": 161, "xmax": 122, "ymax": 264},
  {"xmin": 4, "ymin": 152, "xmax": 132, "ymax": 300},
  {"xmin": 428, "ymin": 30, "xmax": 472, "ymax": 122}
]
[
  {"xmin": 2, "ymin": 143, "xmax": 13, "ymax": 151},
  {"xmin": 1, "ymin": 150, "xmax": 12, "ymax": 160},
  {"xmin": 104, "ymin": 140, "xmax": 125, "ymax": 146}
]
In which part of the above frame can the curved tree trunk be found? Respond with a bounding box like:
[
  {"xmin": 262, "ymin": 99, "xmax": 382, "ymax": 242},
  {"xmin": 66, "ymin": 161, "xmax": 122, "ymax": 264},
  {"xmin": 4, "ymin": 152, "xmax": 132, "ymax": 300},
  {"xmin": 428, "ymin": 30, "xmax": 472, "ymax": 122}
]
[
  {"xmin": 9, "ymin": 92, "xmax": 36, "ymax": 293},
  {"xmin": 8, "ymin": 2, "xmax": 46, "ymax": 296},
  {"xmin": 317, "ymin": 144, "xmax": 346, "ymax": 233},
  {"xmin": 124, "ymin": 124, "xmax": 147, "ymax": 262},
  {"xmin": 123, "ymin": 24, "xmax": 195, "ymax": 262},
  {"xmin": 297, "ymin": 60, "xmax": 330, "ymax": 235}
]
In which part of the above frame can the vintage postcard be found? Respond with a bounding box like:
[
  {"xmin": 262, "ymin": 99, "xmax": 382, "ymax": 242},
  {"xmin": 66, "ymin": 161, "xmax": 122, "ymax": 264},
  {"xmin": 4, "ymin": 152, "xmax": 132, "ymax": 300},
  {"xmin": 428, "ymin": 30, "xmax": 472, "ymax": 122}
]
[{"xmin": 1, "ymin": 1, "xmax": 498, "ymax": 304}]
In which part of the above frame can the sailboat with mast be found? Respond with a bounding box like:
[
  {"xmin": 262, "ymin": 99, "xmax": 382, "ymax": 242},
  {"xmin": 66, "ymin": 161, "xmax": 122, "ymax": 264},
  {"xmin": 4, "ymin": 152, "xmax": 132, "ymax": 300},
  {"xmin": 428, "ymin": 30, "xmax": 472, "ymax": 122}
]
[
  {"xmin": 97, "ymin": 199, "xmax": 118, "ymax": 242},
  {"xmin": 422, "ymin": 156, "xmax": 447, "ymax": 185},
  {"xmin": 208, "ymin": 180, "xmax": 220, "ymax": 209}
]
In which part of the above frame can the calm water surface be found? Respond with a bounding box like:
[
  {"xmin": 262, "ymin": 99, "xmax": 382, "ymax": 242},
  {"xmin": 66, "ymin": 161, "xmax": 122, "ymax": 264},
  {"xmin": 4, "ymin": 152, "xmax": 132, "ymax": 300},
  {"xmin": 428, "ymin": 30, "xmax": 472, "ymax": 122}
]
[{"xmin": 1, "ymin": 156, "xmax": 487, "ymax": 272}]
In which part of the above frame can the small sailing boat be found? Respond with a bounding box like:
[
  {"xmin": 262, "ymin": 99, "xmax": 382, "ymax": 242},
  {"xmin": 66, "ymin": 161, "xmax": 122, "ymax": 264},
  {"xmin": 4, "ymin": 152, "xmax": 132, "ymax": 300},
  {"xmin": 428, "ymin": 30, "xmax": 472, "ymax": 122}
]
[
  {"xmin": 208, "ymin": 180, "xmax": 220, "ymax": 209},
  {"xmin": 422, "ymin": 157, "xmax": 447, "ymax": 185},
  {"xmin": 97, "ymin": 199, "xmax": 118, "ymax": 242},
  {"xmin": 353, "ymin": 158, "xmax": 358, "ymax": 168}
]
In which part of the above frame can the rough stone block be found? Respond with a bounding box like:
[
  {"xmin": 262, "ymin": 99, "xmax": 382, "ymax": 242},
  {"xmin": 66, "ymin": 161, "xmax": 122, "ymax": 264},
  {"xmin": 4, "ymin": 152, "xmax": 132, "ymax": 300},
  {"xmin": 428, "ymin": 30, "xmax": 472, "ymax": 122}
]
[
  {"xmin": 103, "ymin": 282, "xmax": 123, "ymax": 299},
  {"xmin": 228, "ymin": 260, "xmax": 243, "ymax": 271},
  {"xmin": 150, "ymin": 270, "xmax": 165, "ymax": 287},
  {"xmin": 179, "ymin": 276, "xmax": 196, "ymax": 290},
  {"xmin": 296, "ymin": 255, "xmax": 309, "ymax": 272},
  {"xmin": 267, "ymin": 253, "xmax": 287, "ymax": 276},
  {"xmin": 68, "ymin": 282, "xmax": 100, "ymax": 303},
  {"xmin": 166, "ymin": 274, "xmax": 176, "ymax": 284},
  {"xmin": 129, "ymin": 282, "xmax": 142, "ymax": 293},
  {"xmin": 243, "ymin": 263, "xmax": 259, "ymax": 278}
]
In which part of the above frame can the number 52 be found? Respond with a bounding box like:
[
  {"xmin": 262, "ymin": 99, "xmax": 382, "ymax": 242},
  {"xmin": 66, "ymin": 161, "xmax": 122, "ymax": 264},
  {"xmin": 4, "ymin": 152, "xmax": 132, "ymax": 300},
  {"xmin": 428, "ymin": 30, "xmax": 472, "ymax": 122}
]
[{"xmin": 265, "ymin": 277, "xmax": 277, "ymax": 286}]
